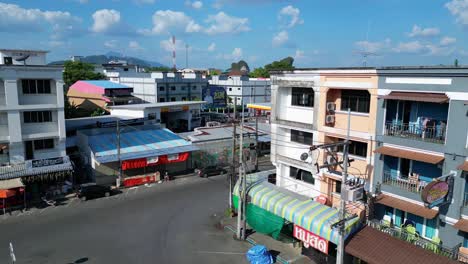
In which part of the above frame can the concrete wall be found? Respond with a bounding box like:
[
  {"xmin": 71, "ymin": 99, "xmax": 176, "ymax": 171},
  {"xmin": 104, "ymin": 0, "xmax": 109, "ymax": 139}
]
[{"xmin": 0, "ymin": 51, "xmax": 47, "ymax": 66}]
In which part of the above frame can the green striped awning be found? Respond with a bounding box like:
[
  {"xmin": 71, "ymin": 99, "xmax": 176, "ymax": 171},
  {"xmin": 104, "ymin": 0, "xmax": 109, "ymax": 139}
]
[{"xmin": 234, "ymin": 174, "xmax": 361, "ymax": 245}]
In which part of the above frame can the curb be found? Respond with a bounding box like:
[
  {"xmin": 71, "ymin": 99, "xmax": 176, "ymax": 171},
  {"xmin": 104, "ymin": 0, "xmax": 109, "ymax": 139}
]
[{"xmin": 223, "ymin": 224, "xmax": 289, "ymax": 264}]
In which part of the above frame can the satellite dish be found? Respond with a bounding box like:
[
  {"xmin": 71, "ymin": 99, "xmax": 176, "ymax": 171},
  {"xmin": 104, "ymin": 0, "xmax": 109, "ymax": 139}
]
[
  {"xmin": 15, "ymin": 54, "xmax": 30, "ymax": 65},
  {"xmin": 300, "ymin": 152, "xmax": 309, "ymax": 161}
]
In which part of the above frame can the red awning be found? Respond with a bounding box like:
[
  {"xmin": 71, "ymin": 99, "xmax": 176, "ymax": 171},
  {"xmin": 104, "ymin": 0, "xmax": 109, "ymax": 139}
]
[
  {"xmin": 122, "ymin": 152, "xmax": 190, "ymax": 171},
  {"xmin": 379, "ymin": 92, "xmax": 449, "ymax": 103}
]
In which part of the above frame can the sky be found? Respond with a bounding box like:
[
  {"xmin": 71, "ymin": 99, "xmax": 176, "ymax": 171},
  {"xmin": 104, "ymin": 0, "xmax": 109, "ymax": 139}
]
[{"xmin": 1, "ymin": 0, "xmax": 468, "ymax": 69}]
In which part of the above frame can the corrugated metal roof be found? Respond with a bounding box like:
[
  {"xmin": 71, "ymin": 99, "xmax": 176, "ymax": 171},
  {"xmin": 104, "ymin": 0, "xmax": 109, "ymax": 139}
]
[
  {"xmin": 81, "ymin": 80, "xmax": 131, "ymax": 89},
  {"xmin": 375, "ymin": 194, "xmax": 438, "ymax": 219},
  {"xmin": 89, "ymin": 128, "xmax": 199, "ymax": 163}
]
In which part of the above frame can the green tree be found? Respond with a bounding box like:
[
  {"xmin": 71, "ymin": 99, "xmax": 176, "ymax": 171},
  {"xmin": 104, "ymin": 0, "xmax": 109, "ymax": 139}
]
[
  {"xmin": 264, "ymin": 57, "xmax": 295, "ymax": 72},
  {"xmin": 230, "ymin": 60, "xmax": 250, "ymax": 73},
  {"xmin": 63, "ymin": 61, "xmax": 106, "ymax": 89},
  {"xmin": 90, "ymin": 108, "xmax": 107, "ymax": 117},
  {"xmin": 249, "ymin": 67, "xmax": 270, "ymax": 78}
]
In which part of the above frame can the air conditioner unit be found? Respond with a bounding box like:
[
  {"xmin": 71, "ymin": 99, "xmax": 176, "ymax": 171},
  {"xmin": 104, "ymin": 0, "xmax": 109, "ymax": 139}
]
[
  {"xmin": 326, "ymin": 102, "xmax": 336, "ymax": 112},
  {"xmin": 325, "ymin": 115, "xmax": 335, "ymax": 124},
  {"xmin": 345, "ymin": 186, "xmax": 364, "ymax": 202}
]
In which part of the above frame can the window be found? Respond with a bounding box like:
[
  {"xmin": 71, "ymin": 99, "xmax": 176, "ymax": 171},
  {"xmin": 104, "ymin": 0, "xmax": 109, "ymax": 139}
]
[
  {"xmin": 23, "ymin": 111, "xmax": 52, "ymax": 123},
  {"xmin": 33, "ymin": 139, "xmax": 54, "ymax": 150},
  {"xmin": 290, "ymin": 130, "xmax": 313, "ymax": 145},
  {"xmin": 159, "ymin": 98, "xmax": 165, "ymax": 102},
  {"xmin": 171, "ymin": 97, "xmax": 176, "ymax": 102},
  {"xmin": 159, "ymin": 87, "xmax": 165, "ymax": 91},
  {"xmin": 291, "ymin": 87, "xmax": 314, "ymax": 107},
  {"xmin": 229, "ymin": 88, "xmax": 232, "ymax": 91},
  {"xmin": 340, "ymin": 90, "xmax": 370, "ymax": 113},
  {"xmin": 22, "ymin": 79, "xmax": 51, "ymax": 94},
  {"xmin": 337, "ymin": 140, "xmax": 367, "ymax": 158},
  {"xmin": 334, "ymin": 180, "xmax": 342, "ymax": 194},
  {"xmin": 171, "ymin": 86, "xmax": 176, "ymax": 91},
  {"xmin": 290, "ymin": 166, "xmax": 315, "ymax": 185},
  {"xmin": 237, "ymin": 88, "xmax": 241, "ymax": 91},
  {"xmin": 192, "ymin": 86, "xmax": 197, "ymax": 90},
  {"xmin": 181, "ymin": 86, "xmax": 186, "ymax": 90},
  {"xmin": 182, "ymin": 97, "xmax": 186, "ymax": 101}
]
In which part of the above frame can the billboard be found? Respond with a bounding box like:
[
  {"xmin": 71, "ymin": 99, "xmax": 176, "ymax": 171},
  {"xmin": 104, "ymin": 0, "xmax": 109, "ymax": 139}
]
[{"xmin": 202, "ymin": 86, "xmax": 227, "ymax": 109}]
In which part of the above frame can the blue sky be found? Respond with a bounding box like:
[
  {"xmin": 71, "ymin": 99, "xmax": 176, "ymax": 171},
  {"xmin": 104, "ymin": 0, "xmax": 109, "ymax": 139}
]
[{"xmin": 1, "ymin": 0, "xmax": 468, "ymax": 69}]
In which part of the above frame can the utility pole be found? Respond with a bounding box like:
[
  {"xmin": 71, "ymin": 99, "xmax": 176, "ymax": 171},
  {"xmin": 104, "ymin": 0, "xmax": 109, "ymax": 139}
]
[
  {"xmin": 254, "ymin": 111, "xmax": 259, "ymax": 172},
  {"xmin": 237, "ymin": 100, "xmax": 246, "ymax": 240},
  {"xmin": 229, "ymin": 121, "xmax": 237, "ymax": 211},
  {"xmin": 336, "ymin": 109, "xmax": 351, "ymax": 264},
  {"xmin": 116, "ymin": 120, "xmax": 122, "ymax": 188}
]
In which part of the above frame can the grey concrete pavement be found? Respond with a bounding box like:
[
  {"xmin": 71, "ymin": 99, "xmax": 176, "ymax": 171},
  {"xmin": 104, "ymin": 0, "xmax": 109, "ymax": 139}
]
[{"xmin": 0, "ymin": 175, "xmax": 251, "ymax": 264}]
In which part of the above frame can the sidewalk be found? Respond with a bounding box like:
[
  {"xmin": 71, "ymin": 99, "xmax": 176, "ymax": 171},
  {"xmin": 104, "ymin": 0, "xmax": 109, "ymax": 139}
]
[{"xmin": 220, "ymin": 216, "xmax": 315, "ymax": 264}]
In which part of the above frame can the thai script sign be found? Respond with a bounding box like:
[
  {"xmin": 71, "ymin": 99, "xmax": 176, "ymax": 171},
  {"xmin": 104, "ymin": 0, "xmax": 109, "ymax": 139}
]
[
  {"xmin": 31, "ymin": 157, "xmax": 64, "ymax": 168},
  {"xmin": 293, "ymin": 225, "xmax": 329, "ymax": 254},
  {"xmin": 202, "ymin": 86, "xmax": 227, "ymax": 109}
]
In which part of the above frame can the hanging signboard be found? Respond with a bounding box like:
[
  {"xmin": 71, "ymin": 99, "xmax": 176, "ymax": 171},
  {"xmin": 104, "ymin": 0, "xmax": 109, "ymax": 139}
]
[
  {"xmin": 147, "ymin": 156, "xmax": 159, "ymax": 165},
  {"xmin": 293, "ymin": 224, "xmax": 329, "ymax": 254},
  {"xmin": 31, "ymin": 157, "xmax": 64, "ymax": 168},
  {"xmin": 421, "ymin": 176, "xmax": 454, "ymax": 209},
  {"xmin": 202, "ymin": 86, "xmax": 227, "ymax": 109}
]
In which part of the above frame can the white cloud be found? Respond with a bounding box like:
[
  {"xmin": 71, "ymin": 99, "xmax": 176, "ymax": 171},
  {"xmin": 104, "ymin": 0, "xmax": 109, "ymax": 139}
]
[
  {"xmin": 0, "ymin": 2, "xmax": 81, "ymax": 39},
  {"xmin": 208, "ymin": 42, "xmax": 216, "ymax": 52},
  {"xmin": 425, "ymin": 44, "xmax": 455, "ymax": 56},
  {"xmin": 47, "ymin": 40, "xmax": 66, "ymax": 47},
  {"xmin": 204, "ymin": 12, "xmax": 250, "ymax": 35},
  {"xmin": 440, "ymin": 36, "xmax": 457, "ymax": 46},
  {"xmin": 393, "ymin": 41, "xmax": 426, "ymax": 53},
  {"xmin": 91, "ymin": 9, "xmax": 120, "ymax": 33},
  {"xmin": 219, "ymin": 48, "xmax": 243, "ymax": 61},
  {"xmin": 143, "ymin": 10, "xmax": 201, "ymax": 35},
  {"xmin": 272, "ymin": 30, "xmax": 288, "ymax": 47},
  {"xmin": 129, "ymin": 41, "xmax": 143, "ymax": 50},
  {"xmin": 279, "ymin": 5, "xmax": 303, "ymax": 28},
  {"xmin": 186, "ymin": 1, "xmax": 203, "ymax": 9},
  {"xmin": 446, "ymin": 0, "xmax": 468, "ymax": 25},
  {"xmin": 160, "ymin": 37, "xmax": 191, "ymax": 52},
  {"xmin": 408, "ymin": 25, "xmax": 440, "ymax": 37},
  {"xmin": 354, "ymin": 39, "xmax": 391, "ymax": 53},
  {"xmin": 294, "ymin": 49, "xmax": 305, "ymax": 60},
  {"xmin": 104, "ymin": 40, "xmax": 118, "ymax": 48}
]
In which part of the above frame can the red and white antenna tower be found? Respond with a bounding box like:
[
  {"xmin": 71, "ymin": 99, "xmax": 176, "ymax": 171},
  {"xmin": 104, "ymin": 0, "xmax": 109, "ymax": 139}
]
[{"xmin": 172, "ymin": 35, "xmax": 176, "ymax": 70}]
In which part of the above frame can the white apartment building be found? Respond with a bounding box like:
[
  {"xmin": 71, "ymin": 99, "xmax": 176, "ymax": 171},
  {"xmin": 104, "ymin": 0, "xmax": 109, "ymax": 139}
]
[
  {"xmin": 0, "ymin": 49, "xmax": 72, "ymax": 188},
  {"xmin": 209, "ymin": 75, "xmax": 270, "ymax": 108},
  {"xmin": 105, "ymin": 70, "xmax": 207, "ymax": 104},
  {"xmin": 269, "ymin": 70, "xmax": 321, "ymax": 198}
]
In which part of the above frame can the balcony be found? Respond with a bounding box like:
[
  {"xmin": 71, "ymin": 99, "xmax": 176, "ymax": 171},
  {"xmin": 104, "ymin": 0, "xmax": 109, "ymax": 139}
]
[
  {"xmin": 384, "ymin": 122, "xmax": 446, "ymax": 144},
  {"xmin": 382, "ymin": 171, "xmax": 429, "ymax": 194},
  {"xmin": 367, "ymin": 219, "xmax": 463, "ymax": 261}
]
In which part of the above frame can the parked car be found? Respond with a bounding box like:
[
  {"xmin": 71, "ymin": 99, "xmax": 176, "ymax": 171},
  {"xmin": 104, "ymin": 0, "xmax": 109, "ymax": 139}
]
[
  {"xmin": 195, "ymin": 166, "xmax": 228, "ymax": 178},
  {"xmin": 77, "ymin": 183, "xmax": 112, "ymax": 201}
]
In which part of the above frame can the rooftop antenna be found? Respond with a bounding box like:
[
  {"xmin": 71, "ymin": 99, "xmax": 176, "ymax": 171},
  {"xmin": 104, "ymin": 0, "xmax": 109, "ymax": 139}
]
[
  {"xmin": 15, "ymin": 54, "xmax": 30, "ymax": 66},
  {"xmin": 185, "ymin": 44, "xmax": 189, "ymax": 69},
  {"xmin": 353, "ymin": 20, "xmax": 378, "ymax": 67},
  {"xmin": 172, "ymin": 35, "xmax": 177, "ymax": 71}
]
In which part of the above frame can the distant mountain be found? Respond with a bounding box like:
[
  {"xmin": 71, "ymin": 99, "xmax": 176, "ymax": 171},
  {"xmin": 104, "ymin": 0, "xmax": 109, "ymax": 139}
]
[{"xmin": 49, "ymin": 52, "xmax": 166, "ymax": 68}]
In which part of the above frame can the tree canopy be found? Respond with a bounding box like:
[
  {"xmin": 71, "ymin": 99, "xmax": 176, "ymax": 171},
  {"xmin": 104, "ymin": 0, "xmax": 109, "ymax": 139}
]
[
  {"xmin": 249, "ymin": 57, "xmax": 295, "ymax": 78},
  {"xmin": 230, "ymin": 60, "xmax": 250, "ymax": 73},
  {"xmin": 63, "ymin": 61, "xmax": 106, "ymax": 89}
]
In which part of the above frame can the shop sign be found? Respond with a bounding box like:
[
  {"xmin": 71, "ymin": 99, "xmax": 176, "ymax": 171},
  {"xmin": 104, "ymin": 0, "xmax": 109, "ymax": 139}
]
[
  {"xmin": 167, "ymin": 154, "xmax": 179, "ymax": 161},
  {"xmin": 31, "ymin": 157, "xmax": 64, "ymax": 168},
  {"xmin": 293, "ymin": 225, "xmax": 329, "ymax": 254},
  {"xmin": 421, "ymin": 177, "xmax": 453, "ymax": 208}
]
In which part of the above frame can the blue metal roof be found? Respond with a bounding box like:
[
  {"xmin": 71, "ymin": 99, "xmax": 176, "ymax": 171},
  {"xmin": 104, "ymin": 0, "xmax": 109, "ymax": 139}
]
[
  {"xmin": 88, "ymin": 128, "xmax": 199, "ymax": 163},
  {"xmin": 82, "ymin": 80, "xmax": 131, "ymax": 89}
]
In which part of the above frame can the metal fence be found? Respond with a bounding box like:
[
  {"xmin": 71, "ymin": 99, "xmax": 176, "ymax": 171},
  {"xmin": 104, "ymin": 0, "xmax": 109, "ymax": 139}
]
[
  {"xmin": 384, "ymin": 122, "xmax": 445, "ymax": 144},
  {"xmin": 382, "ymin": 172, "xmax": 424, "ymax": 194}
]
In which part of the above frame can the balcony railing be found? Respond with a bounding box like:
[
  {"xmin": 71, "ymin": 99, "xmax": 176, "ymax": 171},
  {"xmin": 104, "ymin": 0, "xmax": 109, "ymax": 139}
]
[
  {"xmin": 384, "ymin": 122, "xmax": 446, "ymax": 144},
  {"xmin": 367, "ymin": 219, "xmax": 462, "ymax": 261},
  {"xmin": 382, "ymin": 171, "xmax": 428, "ymax": 194}
]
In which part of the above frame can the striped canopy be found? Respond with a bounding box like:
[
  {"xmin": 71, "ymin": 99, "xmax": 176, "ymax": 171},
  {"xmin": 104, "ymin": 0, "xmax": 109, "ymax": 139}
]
[{"xmin": 234, "ymin": 174, "xmax": 361, "ymax": 245}]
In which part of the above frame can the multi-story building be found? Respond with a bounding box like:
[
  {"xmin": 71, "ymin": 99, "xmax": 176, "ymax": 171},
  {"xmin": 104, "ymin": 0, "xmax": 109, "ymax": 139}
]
[
  {"xmin": 317, "ymin": 68, "xmax": 379, "ymax": 211},
  {"xmin": 209, "ymin": 75, "xmax": 270, "ymax": 110},
  {"xmin": 105, "ymin": 70, "xmax": 206, "ymax": 103},
  {"xmin": 0, "ymin": 49, "xmax": 73, "ymax": 200},
  {"xmin": 269, "ymin": 70, "xmax": 321, "ymax": 198},
  {"xmin": 370, "ymin": 66, "xmax": 468, "ymax": 262}
]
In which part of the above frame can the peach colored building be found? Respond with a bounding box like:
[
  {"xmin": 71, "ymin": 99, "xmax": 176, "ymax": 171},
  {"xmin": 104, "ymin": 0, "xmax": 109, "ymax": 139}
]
[{"xmin": 316, "ymin": 69, "xmax": 379, "ymax": 211}]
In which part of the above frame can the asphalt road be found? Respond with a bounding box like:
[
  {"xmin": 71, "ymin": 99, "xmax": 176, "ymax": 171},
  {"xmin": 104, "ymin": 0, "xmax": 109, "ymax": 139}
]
[{"xmin": 0, "ymin": 175, "xmax": 253, "ymax": 264}]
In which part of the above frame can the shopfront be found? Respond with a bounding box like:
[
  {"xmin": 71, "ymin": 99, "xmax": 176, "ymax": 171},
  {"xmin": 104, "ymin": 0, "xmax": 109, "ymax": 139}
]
[{"xmin": 233, "ymin": 172, "xmax": 361, "ymax": 263}]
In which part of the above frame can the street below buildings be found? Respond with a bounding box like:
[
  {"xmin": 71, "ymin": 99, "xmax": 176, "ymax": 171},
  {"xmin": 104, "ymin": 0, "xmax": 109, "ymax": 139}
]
[{"xmin": 0, "ymin": 174, "xmax": 250, "ymax": 264}]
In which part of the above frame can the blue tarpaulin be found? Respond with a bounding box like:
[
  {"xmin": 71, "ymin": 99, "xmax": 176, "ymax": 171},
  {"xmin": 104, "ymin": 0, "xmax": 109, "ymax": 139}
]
[{"xmin": 246, "ymin": 245, "xmax": 273, "ymax": 264}]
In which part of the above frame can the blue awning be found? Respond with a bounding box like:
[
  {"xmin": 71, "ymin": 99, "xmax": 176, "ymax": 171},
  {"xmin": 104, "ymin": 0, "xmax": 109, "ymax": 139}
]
[{"xmin": 88, "ymin": 128, "xmax": 199, "ymax": 163}]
